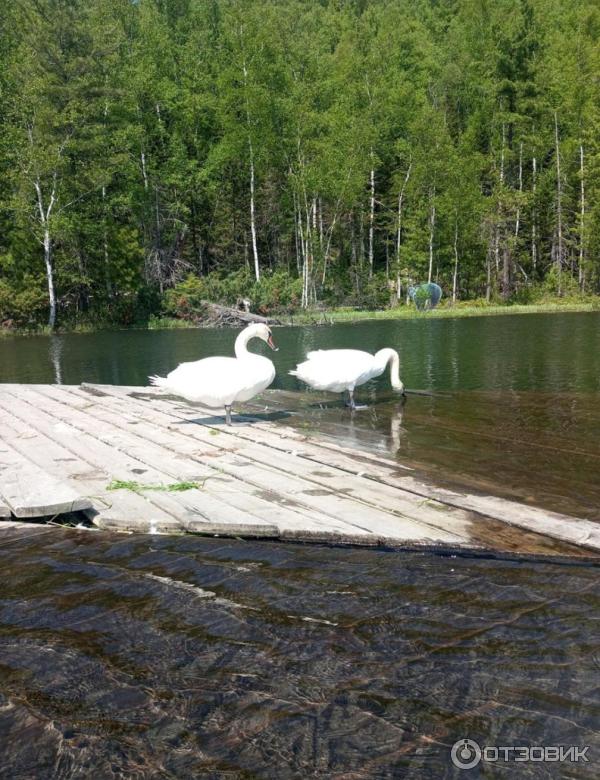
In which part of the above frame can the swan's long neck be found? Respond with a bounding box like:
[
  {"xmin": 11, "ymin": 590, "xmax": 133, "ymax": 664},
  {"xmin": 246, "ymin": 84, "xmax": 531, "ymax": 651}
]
[
  {"xmin": 375, "ymin": 348, "xmax": 404, "ymax": 392},
  {"xmin": 234, "ymin": 329, "xmax": 253, "ymax": 358}
]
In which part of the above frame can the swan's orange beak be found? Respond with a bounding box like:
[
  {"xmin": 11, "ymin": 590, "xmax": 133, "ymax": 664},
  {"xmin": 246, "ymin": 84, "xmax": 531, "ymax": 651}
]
[{"xmin": 267, "ymin": 334, "xmax": 278, "ymax": 351}]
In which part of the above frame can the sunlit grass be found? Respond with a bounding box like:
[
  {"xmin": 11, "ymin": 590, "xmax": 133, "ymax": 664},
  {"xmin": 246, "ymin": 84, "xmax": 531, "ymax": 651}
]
[{"xmin": 288, "ymin": 299, "xmax": 599, "ymax": 325}]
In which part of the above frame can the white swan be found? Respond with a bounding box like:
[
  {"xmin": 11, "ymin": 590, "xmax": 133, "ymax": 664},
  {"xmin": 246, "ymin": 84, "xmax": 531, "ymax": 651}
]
[
  {"xmin": 290, "ymin": 348, "xmax": 404, "ymax": 409},
  {"xmin": 149, "ymin": 323, "xmax": 277, "ymax": 425}
]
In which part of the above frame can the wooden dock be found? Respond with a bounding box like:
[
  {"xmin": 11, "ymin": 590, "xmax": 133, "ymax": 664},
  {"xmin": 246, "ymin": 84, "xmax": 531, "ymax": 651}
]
[{"xmin": 0, "ymin": 383, "xmax": 599, "ymax": 556}]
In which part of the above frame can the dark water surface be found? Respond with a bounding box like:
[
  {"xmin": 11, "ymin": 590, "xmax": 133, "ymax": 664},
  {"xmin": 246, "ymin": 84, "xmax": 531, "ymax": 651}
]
[
  {"xmin": 1, "ymin": 525, "xmax": 598, "ymax": 779},
  {"xmin": 1, "ymin": 313, "xmax": 600, "ymax": 777}
]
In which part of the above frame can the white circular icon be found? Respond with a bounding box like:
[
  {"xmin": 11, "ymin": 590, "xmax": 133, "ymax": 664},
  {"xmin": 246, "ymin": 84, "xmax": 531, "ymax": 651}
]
[{"xmin": 451, "ymin": 739, "xmax": 482, "ymax": 769}]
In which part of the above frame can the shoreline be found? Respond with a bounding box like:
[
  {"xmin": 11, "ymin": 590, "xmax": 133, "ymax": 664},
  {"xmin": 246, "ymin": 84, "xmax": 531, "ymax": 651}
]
[{"xmin": 1, "ymin": 299, "xmax": 598, "ymax": 336}]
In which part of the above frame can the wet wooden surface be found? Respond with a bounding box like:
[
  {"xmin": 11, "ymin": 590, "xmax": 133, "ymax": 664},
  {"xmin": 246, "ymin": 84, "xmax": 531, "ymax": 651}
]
[{"xmin": 0, "ymin": 384, "xmax": 597, "ymax": 556}]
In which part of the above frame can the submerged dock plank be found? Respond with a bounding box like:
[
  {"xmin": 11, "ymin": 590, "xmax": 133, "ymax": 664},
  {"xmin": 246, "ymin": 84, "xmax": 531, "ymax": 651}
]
[{"xmin": 0, "ymin": 383, "xmax": 597, "ymax": 555}]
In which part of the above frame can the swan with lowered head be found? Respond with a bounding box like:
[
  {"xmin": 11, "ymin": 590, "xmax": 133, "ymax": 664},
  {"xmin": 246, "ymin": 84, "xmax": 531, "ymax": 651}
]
[
  {"xmin": 290, "ymin": 348, "xmax": 404, "ymax": 409},
  {"xmin": 149, "ymin": 323, "xmax": 277, "ymax": 425}
]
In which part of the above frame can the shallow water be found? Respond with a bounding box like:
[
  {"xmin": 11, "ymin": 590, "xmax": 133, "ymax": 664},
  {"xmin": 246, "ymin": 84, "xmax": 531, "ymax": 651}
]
[{"xmin": 0, "ymin": 525, "xmax": 598, "ymax": 778}]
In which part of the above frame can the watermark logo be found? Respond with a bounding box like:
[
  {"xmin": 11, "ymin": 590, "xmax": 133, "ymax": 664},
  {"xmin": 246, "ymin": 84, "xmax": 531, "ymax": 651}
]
[
  {"xmin": 450, "ymin": 739, "xmax": 590, "ymax": 769},
  {"xmin": 451, "ymin": 739, "xmax": 482, "ymax": 769}
]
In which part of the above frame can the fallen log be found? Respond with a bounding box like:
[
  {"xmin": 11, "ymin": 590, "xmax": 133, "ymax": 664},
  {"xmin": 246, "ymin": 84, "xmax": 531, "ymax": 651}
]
[{"xmin": 192, "ymin": 301, "xmax": 281, "ymax": 328}]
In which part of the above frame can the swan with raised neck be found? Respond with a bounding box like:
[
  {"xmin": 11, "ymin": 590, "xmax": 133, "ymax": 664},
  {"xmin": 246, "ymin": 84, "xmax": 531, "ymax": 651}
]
[{"xmin": 149, "ymin": 323, "xmax": 277, "ymax": 425}]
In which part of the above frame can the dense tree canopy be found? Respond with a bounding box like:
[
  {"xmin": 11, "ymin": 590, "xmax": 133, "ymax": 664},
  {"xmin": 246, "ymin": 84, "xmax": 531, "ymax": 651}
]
[{"xmin": 1, "ymin": 0, "xmax": 599, "ymax": 326}]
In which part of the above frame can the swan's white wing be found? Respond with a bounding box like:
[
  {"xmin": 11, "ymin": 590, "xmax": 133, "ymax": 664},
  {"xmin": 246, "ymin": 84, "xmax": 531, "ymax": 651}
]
[
  {"xmin": 162, "ymin": 356, "xmax": 274, "ymax": 407},
  {"xmin": 291, "ymin": 349, "xmax": 376, "ymax": 392},
  {"xmin": 160, "ymin": 357, "xmax": 243, "ymax": 406}
]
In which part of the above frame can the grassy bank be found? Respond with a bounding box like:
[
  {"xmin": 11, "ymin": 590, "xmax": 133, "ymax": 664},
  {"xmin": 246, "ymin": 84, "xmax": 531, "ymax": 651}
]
[
  {"xmin": 288, "ymin": 299, "xmax": 600, "ymax": 325},
  {"xmin": 1, "ymin": 299, "xmax": 598, "ymax": 337}
]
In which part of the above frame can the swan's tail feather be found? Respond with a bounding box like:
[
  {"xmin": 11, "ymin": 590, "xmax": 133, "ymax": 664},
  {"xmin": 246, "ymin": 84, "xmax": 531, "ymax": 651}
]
[{"xmin": 149, "ymin": 375, "xmax": 168, "ymax": 388}]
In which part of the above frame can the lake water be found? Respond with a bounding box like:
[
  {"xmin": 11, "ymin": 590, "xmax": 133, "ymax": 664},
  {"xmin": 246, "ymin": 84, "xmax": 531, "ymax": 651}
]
[{"xmin": 1, "ymin": 312, "xmax": 599, "ymax": 777}]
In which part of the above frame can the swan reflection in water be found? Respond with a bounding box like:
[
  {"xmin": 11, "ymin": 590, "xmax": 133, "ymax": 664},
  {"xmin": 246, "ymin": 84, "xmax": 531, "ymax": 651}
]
[{"xmin": 306, "ymin": 392, "xmax": 408, "ymax": 458}]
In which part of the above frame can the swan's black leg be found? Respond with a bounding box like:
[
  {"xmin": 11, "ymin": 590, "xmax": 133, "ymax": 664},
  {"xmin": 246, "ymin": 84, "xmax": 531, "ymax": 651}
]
[
  {"xmin": 347, "ymin": 389, "xmax": 368, "ymax": 411},
  {"xmin": 344, "ymin": 389, "xmax": 356, "ymax": 409},
  {"xmin": 225, "ymin": 405, "xmax": 232, "ymax": 426}
]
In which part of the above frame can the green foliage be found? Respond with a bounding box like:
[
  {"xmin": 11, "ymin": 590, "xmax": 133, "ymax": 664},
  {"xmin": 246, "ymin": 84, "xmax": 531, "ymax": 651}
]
[
  {"xmin": 164, "ymin": 270, "xmax": 302, "ymax": 318},
  {"xmin": 0, "ymin": 275, "xmax": 48, "ymax": 326},
  {"xmin": 251, "ymin": 271, "xmax": 303, "ymax": 314},
  {"xmin": 0, "ymin": 0, "xmax": 598, "ymax": 329}
]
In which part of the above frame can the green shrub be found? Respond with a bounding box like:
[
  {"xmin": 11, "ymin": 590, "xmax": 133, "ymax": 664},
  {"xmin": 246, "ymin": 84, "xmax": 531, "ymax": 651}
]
[
  {"xmin": 252, "ymin": 271, "xmax": 303, "ymax": 314},
  {"xmin": 0, "ymin": 277, "xmax": 49, "ymax": 326},
  {"xmin": 164, "ymin": 269, "xmax": 302, "ymax": 318},
  {"xmin": 163, "ymin": 274, "xmax": 209, "ymax": 319}
]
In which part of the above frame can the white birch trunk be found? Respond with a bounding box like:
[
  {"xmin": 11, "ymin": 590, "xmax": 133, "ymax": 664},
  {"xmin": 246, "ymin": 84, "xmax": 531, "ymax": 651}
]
[
  {"xmin": 554, "ymin": 112, "xmax": 563, "ymax": 294},
  {"xmin": 579, "ymin": 143, "xmax": 585, "ymax": 291},
  {"xmin": 243, "ymin": 58, "xmax": 260, "ymax": 282},
  {"xmin": 248, "ymin": 141, "xmax": 259, "ymax": 282},
  {"xmin": 515, "ymin": 142, "xmax": 523, "ymax": 240},
  {"xmin": 141, "ymin": 150, "xmax": 148, "ymax": 191},
  {"xmin": 531, "ymin": 156, "xmax": 537, "ymax": 273},
  {"xmin": 395, "ymin": 160, "xmax": 412, "ymax": 301},
  {"xmin": 452, "ymin": 216, "xmax": 459, "ymax": 303},
  {"xmin": 495, "ymin": 123, "xmax": 505, "ymax": 277},
  {"xmin": 33, "ymin": 174, "xmax": 57, "ymax": 329},
  {"xmin": 427, "ymin": 189, "xmax": 436, "ymax": 284},
  {"xmin": 102, "ymin": 184, "xmax": 112, "ymax": 297},
  {"xmin": 293, "ymin": 189, "xmax": 301, "ymax": 276},
  {"xmin": 368, "ymin": 161, "xmax": 375, "ymax": 278},
  {"xmin": 318, "ymin": 197, "xmax": 324, "ymax": 250},
  {"xmin": 43, "ymin": 228, "xmax": 56, "ymax": 329}
]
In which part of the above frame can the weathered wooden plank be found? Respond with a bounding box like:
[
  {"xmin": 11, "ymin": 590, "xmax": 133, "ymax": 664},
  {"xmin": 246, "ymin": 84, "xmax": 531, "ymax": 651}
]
[
  {"xmin": 0, "ymin": 384, "xmax": 596, "ymax": 553},
  {"xmin": 49, "ymin": 385, "xmax": 467, "ymax": 544},
  {"xmin": 100, "ymin": 396, "xmax": 472, "ymax": 539},
  {"xmin": 0, "ymin": 389, "xmax": 281, "ymax": 536},
  {"xmin": 79, "ymin": 383, "xmax": 600, "ymax": 553},
  {"xmin": 84, "ymin": 383, "xmax": 409, "ymax": 474},
  {"xmin": 0, "ymin": 438, "xmax": 11, "ymax": 520},
  {"xmin": 0, "ymin": 441, "xmax": 91, "ymax": 518},
  {"xmin": 0, "ymin": 402, "xmax": 179, "ymax": 531},
  {"xmin": 70, "ymin": 385, "xmax": 473, "ymax": 536},
  {"xmin": 32, "ymin": 386, "xmax": 438, "ymax": 542},
  {"xmin": 382, "ymin": 474, "xmax": 600, "ymax": 552},
  {"xmin": 6, "ymin": 386, "xmax": 369, "ymax": 540}
]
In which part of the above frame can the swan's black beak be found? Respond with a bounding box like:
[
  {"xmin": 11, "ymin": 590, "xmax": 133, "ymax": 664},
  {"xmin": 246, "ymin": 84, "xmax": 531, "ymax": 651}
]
[{"xmin": 267, "ymin": 334, "xmax": 278, "ymax": 351}]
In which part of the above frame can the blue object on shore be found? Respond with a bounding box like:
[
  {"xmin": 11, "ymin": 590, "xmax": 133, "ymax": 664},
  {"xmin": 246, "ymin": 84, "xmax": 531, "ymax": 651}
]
[{"xmin": 408, "ymin": 283, "xmax": 443, "ymax": 310}]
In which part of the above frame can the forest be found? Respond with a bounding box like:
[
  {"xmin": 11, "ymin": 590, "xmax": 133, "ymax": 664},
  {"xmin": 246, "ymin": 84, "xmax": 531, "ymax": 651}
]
[{"xmin": 1, "ymin": 0, "xmax": 599, "ymax": 328}]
